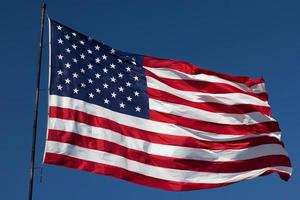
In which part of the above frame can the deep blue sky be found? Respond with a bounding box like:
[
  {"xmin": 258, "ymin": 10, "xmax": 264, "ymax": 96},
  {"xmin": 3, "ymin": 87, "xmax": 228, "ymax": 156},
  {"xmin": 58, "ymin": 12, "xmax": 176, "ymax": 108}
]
[{"xmin": 1, "ymin": 1, "xmax": 299, "ymax": 199}]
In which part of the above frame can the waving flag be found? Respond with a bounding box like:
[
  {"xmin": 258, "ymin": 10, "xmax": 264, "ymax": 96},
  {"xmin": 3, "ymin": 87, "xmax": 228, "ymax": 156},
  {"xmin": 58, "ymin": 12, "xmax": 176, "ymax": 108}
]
[{"xmin": 43, "ymin": 18, "xmax": 292, "ymax": 191}]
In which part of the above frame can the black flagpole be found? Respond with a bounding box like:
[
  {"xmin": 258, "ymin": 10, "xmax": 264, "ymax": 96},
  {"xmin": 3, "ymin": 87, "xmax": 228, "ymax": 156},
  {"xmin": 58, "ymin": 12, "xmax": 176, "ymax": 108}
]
[{"xmin": 28, "ymin": 2, "xmax": 46, "ymax": 200}]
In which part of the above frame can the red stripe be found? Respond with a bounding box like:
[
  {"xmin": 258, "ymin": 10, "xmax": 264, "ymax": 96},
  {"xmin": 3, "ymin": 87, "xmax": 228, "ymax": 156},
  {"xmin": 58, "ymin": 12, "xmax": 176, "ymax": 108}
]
[
  {"xmin": 44, "ymin": 152, "xmax": 230, "ymax": 191},
  {"xmin": 148, "ymin": 88, "xmax": 271, "ymax": 115},
  {"xmin": 44, "ymin": 153, "xmax": 290, "ymax": 191},
  {"xmin": 47, "ymin": 130, "xmax": 291, "ymax": 173},
  {"xmin": 149, "ymin": 110, "xmax": 280, "ymax": 135},
  {"xmin": 49, "ymin": 106, "xmax": 281, "ymax": 150},
  {"xmin": 143, "ymin": 56, "xmax": 264, "ymax": 87},
  {"xmin": 146, "ymin": 70, "xmax": 268, "ymax": 101}
]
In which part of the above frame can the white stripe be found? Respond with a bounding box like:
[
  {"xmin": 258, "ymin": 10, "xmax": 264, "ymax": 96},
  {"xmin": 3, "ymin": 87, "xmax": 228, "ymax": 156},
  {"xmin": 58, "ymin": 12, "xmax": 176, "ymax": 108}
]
[
  {"xmin": 49, "ymin": 95, "xmax": 281, "ymax": 141},
  {"xmin": 146, "ymin": 76, "xmax": 269, "ymax": 107},
  {"xmin": 48, "ymin": 118, "xmax": 288, "ymax": 161},
  {"xmin": 144, "ymin": 66, "xmax": 266, "ymax": 94},
  {"xmin": 149, "ymin": 99, "xmax": 275, "ymax": 125},
  {"xmin": 43, "ymin": 17, "xmax": 53, "ymax": 163},
  {"xmin": 45, "ymin": 141, "xmax": 292, "ymax": 184}
]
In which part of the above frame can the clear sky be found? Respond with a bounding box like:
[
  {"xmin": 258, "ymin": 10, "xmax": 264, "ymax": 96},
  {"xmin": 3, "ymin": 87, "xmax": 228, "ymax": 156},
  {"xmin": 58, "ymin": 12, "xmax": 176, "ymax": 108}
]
[{"xmin": 1, "ymin": 0, "xmax": 299, "ymax": 199}]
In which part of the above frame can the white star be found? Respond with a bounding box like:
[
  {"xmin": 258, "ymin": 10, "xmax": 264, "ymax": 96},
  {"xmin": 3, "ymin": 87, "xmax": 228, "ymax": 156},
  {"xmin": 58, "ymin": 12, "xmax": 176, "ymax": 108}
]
[
  {"xmin": 89, "ymin": 93, "xmax": 94, "ymax": 98},
  {"xmin": 58, "ymin": 54, "xmax": 63, "ymax": 60},
  {"xmin": 118, "ymin": 73, "xmax": 123, "ymax": 78},
  {"xmin": 72, "ymin": 44, "xmax": 77, "ymax": 49},
  {"xmin": 57, "ymin": 70, "xmax": 63, "ymax": 75},
  {"xmin": 103, "ymin": 67, "xmax": 108, "ymax": 73},
  {"xmin": 66, "ymin": 48, "xmax": 71, "ymax": 53},
  {"xmin": 81, "ymin": 83, "xmax": 86, "ymax": 88},
  {"xmin": 65, "ymin": 63, "xmax": 71, "ymax": 68},
  {"xmin": 87, "ymin": 49, "xmax": 93, "ymax": 54},
  {"xmin": 73, "ymin": 88, "xmax": 79, "ymax": 94},
  {"xmin": 95, "ymin": 73, "xmax": 101, "ymax": 79},
  {"xmin": 80, "ymin": 68, "xmax": 85, "ymax": 73},
  {"xmin": 110, "ymin": 63, "xmax": 116, "ymax": 69},
  {"xmin": 110, "ymin": 77, "xmax": 116, "ymax": 82},
  {"xmin": 132, "ymin": 61, "xmax": 136, "ymax": 65},
  {"xmin": 80, "ymin": 40, "xmax": 85, "ymax": 45},
  {"xmin": 88, "ymin": 79, "xmax": 93, "ymax": 84},
  {"xmin": 135, "ymin": 106, "xmax": 141, "ymax": 112},
  {"xmin": 111, "ymin": 92, "xmax": 117, "ymax": 98},
  {"xmin": 96, "ymin": 88, "xmax": 101, "ymax": 93},
  {"xmin": 119, "ymin": 102, "xmax": 125, "ymax": 108},
  {"xmin": 57, "ymin": 85, "xmax": 63, "ymax": 90},
  {"xmin": 110, "ymin": 48, "xmax": 116, "ymax": 54},
  {"xmin": 65, "ymin": 34, "xmax": 70, "ymax": 40},
  {"xmin": 72, "ymin": 32, "xmax": 77, "ymax": 36},
  {"xmin": 118, "ymin": 87, "xmax": 124, "ymax": 92},
  {"xmin": 65, "ymin": 78, "xmax": 71, "ymax": 84},
  {"xmin": 134, "ymin": 91, "xmax": 139, "ymax": 96},
  {"xmin": 134, "ymin": 76, "xmax": 139, "ymax": 81},
  {"xmin": 58, "ymin": 38, "xmax": 63, "ymax": 44},
  {"xmin": 73, "ymin": 58, "xmax": 78, "ymax": 63},
  {"xmin": 126, "ymin": 82, "xmax": 131, "ymax": 87},
  {"xmin": 88, "ymin": 36, "xmax": 93, "ymax": 41},
  {"xmin": 95, "ymin": 45, "xmax": 100, "ymax": 50},
  {"xmin": 127, "ymin": 96, "xmax": 132, "ymax": 101},
  {"xmin": 104, "ymin": 98, "xmax": 109, "ymax": 104},
  {"xmin": 102, "ymin": 54, "xmax": 107, "ymax": 60},
  {"xmin": 72, "ymin": 73, "xmax": 78, "ymax": 78},
  {"xmin": 95, "ymin": 58, "xmax": 101, "ymax": 63},
  {"xmin": 80, "ymin": 54, "xmax": 85, "ymax": 59},
  {"xmin": 87, "ymin": 64, "xmax": 93, "ymax": 69},
  {"xmin": 57, "ymin": 25, "xmax": 62, "ymax": 30},
  {"xmin": 103, "ymin": 83, "xmax": 109, "ymax": 89},
  {"xmin": 126, "ymin": 67, "xmax": 131, "ymax": 72},
  {"xmin": 117, "ymin": 59, "xmax": 122, "ymax": 63}
]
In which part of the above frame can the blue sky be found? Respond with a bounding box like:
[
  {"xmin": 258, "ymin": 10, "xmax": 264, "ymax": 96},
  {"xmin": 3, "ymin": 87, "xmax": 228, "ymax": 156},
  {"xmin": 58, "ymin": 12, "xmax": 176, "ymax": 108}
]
[{"xmin": 1, "ymin": 0, "xmax": 299, "ymax": 199}]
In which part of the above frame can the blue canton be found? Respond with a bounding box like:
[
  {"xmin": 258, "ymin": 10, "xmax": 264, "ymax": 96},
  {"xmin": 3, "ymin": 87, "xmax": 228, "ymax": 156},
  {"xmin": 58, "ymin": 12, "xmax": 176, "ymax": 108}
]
[{"xmin": 50, "ymin": 19, "xmax": 149, "ymax": 118}]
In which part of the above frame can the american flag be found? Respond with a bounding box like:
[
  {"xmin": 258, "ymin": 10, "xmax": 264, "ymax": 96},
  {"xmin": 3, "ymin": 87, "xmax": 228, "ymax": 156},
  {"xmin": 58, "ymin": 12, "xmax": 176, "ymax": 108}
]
[{"xmin": 43, "ymin": 19, "xmax": 292, "ymax": 191}]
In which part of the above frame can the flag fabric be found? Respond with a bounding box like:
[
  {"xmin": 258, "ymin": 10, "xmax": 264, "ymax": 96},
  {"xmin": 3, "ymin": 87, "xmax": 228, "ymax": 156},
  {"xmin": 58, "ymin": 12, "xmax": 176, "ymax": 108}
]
[{"xmin": 43, "ymin": 18, "xmax": 292, "ymax": 191}]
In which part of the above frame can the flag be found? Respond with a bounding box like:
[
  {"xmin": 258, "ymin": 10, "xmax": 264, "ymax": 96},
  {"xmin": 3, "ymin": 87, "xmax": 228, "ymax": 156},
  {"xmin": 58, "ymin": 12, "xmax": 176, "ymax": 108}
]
[{"xmin": 43, "ymin": 18, "xmax": 292, "ymax": 191}]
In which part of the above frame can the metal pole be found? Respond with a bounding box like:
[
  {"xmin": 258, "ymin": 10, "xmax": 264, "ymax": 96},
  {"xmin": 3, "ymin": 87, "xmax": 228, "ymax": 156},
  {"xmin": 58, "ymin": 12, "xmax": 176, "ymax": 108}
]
[{"xmin": 28, "ymin": 2, "xmax": 46, "ymax": 200}]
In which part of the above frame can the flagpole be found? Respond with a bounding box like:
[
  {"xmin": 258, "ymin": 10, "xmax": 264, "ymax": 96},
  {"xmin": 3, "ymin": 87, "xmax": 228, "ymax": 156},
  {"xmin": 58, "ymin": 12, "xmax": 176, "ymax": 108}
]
[{"xmin": 28, "ymin": 2, "xmax": 46, "ymax": 200}]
